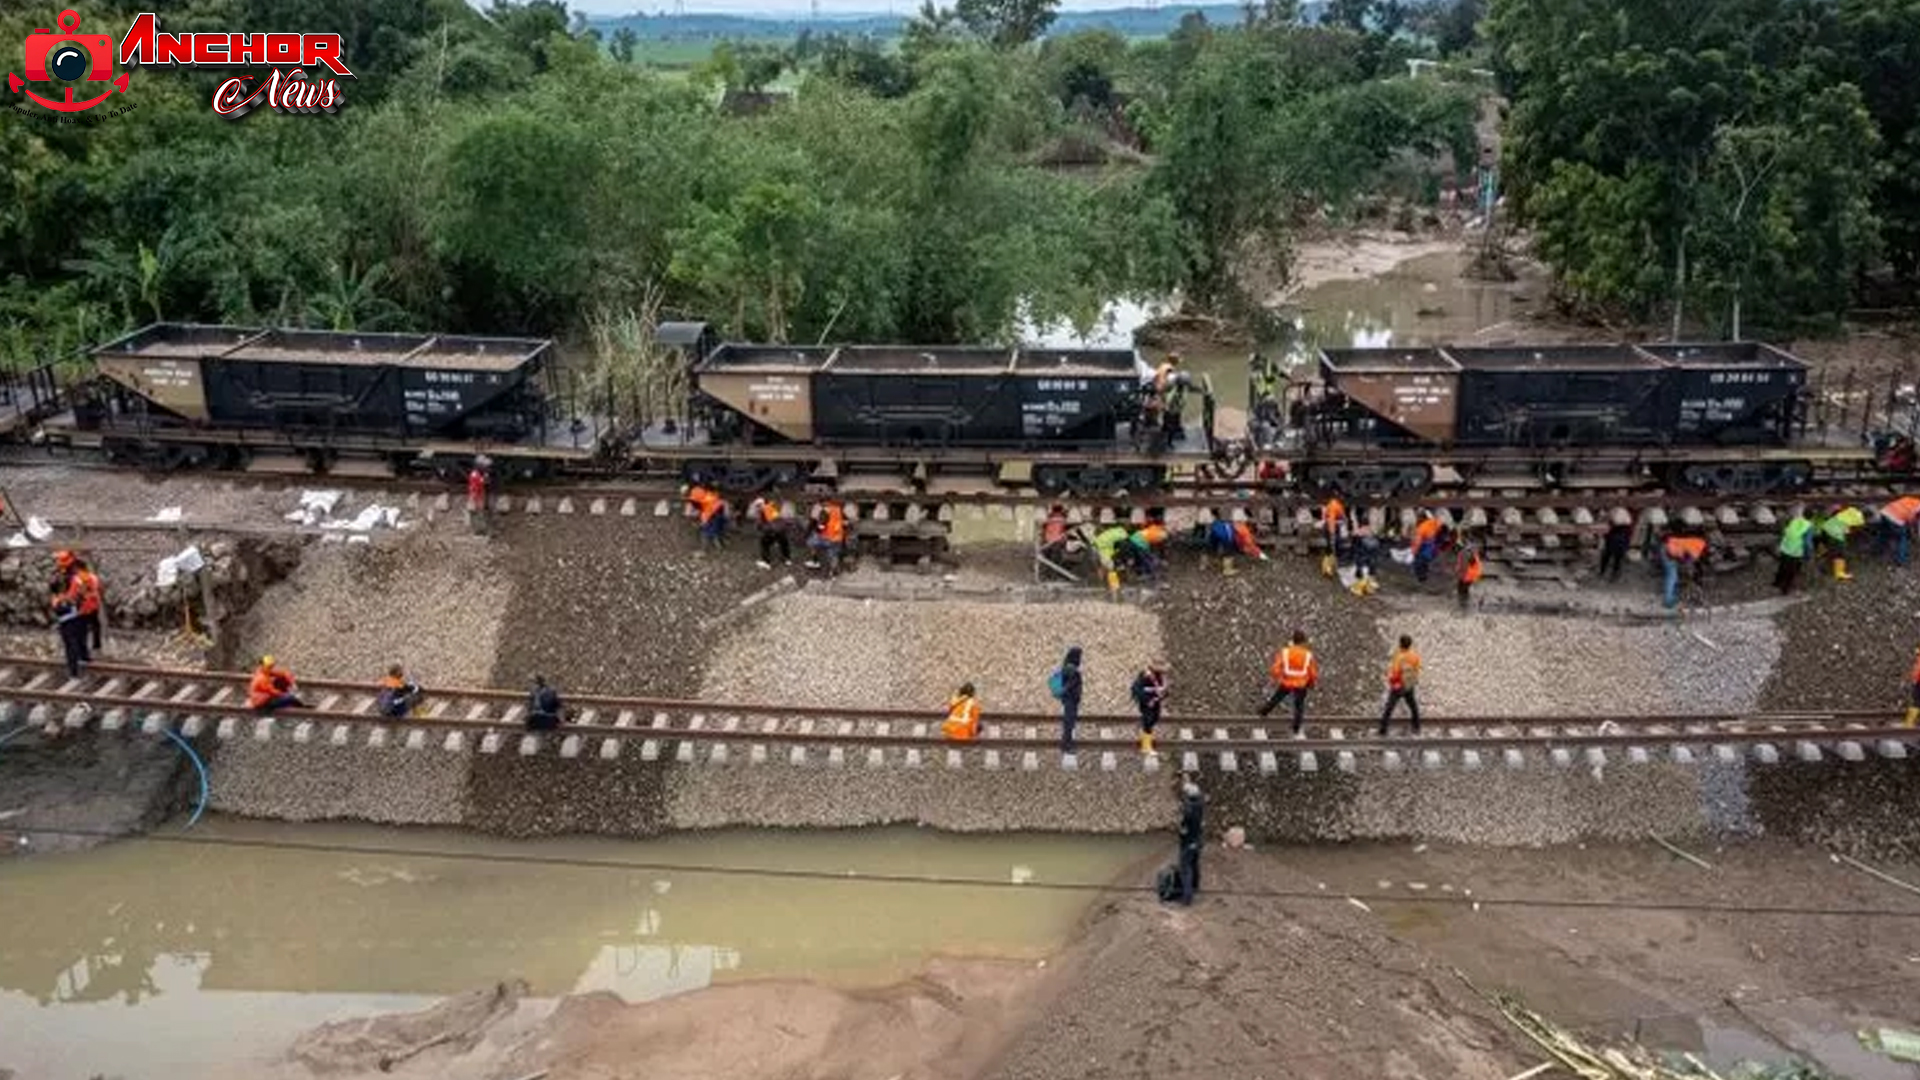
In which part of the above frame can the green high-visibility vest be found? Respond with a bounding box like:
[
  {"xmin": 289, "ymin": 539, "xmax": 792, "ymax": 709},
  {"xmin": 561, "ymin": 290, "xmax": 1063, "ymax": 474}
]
[{"xmin": 1779, "ymin": 517, "xmax": 1814, "ymax": 557}]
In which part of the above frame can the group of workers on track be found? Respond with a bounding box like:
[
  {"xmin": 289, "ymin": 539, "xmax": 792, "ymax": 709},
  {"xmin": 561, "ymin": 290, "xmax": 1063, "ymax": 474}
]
[{"xmin": 683, "ymin": 484, "xmax": 850, "ymax": 573}]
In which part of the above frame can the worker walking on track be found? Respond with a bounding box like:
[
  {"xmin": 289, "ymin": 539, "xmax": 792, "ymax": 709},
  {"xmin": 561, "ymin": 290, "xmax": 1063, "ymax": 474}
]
[
  {"xmin": 942, "ymin": 682, "xmax": 982, "ymax": 741},
  {"xmin": 1776, "ymin": 507, "xmax": 1813, "ymax": 594},
  {"xmin": 248, "ymin": 656, "xmax": 304, "ymax": 713},
  {"xmin": 74, "ymin": 557, "xmax": 103, "ymax": 653},
  {"xmin": 1661, "ymin": 532, "xmax": 1708, "ymax": 609},
  {"xmin": 686, "ymin": 484, "xmax": 728, "ymax": 550},
  {"xmin": 1379, "ymin": 634, "xmax": 1422, "ymax": 735},
  {"xmin": 1874, "ymin": 496, "xmax": 1920, "ymax": 566},
  {"xmin": 1454, "ymin": 539, "xmax": 1482, "ymax": 611},
  {"xmin": 748, "ymin": 496, "xmax": 792, "ymax": 569},
  {"xmin": 1258, "ymin": 630, "xmax": 1318, "ymax": 735},
  {"xmin": 1050, "ymin": 646, "xmax": 1085, "ymax": 753},
  {"xmin": 1131, "ymin": 659, "xmax": 1168, "ymax": 753}
]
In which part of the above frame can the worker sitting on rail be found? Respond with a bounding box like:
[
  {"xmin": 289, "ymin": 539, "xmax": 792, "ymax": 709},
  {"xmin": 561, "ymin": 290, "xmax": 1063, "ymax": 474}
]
[
  {"xmin": 1874, "ymin": 496, "xmax": 1920, "ymax": 566},
  {"xmin": 806, "ymin": 500, "xmax": 848, "ymax": 574},
  {"xmin": 747, "ymin": 496, "xmax": 793, "ymax": 570},
  {"xmin": 684, "ymin": 484, "xmax": 729, "ymax": 550},
  {"xmin": 1819, "ymin": 504, "xmax": 1864, "ymax": 581},
  {"xmin": 1126, "ymin": 521, "xmax": 1169, "ymax": 581},
  {"xmin": 1659, "ymin": 532, "xmax": 1709, "ymax": 609},
  {"xmin": 1258, "ymin": 630, "xmax": 1318, "ymax": 735},
  {"xmin": 942, "ymin": 682, "xmax": 982, "ymax": 741},
  {"xmin": 527, "ymin": 674, "xmax": 564, "ymax": 731},
  {"xmin": 1411, "ymin": 510, "xmax": 1445, "ymax": 584},
  {"xmin": 377, "ymin": 664, "xmax": 423, "ymax": 719},
  {"xmin": 1092, "ymin": 524, "xmax": 1131, "ymax": 598},
  {"xmin": 248, "ymin": 655, "xmax": 304, "ymax": 713}
]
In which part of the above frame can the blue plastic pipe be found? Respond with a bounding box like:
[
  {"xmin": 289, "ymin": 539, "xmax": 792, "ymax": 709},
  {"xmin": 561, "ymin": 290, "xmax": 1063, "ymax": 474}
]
[{"xmin": 161, "ymin": 728, "xmax": 210, "ymax": 829}]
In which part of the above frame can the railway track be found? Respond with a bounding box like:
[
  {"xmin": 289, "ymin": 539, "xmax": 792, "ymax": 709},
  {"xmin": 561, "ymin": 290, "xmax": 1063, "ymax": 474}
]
[{"xmin": 3, "ymin": 657, "xmax": 1914, "ymax": 776}]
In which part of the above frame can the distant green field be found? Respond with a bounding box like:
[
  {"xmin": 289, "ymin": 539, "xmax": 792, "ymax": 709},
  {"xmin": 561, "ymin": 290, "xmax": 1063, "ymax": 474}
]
[{"xmin": 631, "ymin": 38, "xmax": 723, "ymax": 66}]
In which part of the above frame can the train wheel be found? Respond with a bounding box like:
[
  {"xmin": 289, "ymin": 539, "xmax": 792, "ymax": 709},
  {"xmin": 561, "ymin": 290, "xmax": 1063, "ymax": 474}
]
[
  {"xmin": 1034, "ymin": 465, "xmax": 1070, "ymax": 497},
  {"xmin": 1670, "ymin": 460, "xmax": 1813, "ymax": 495},
  {"xmin": 1303, "ymin": 464, "xmax": 1433, "ymax": 500}
]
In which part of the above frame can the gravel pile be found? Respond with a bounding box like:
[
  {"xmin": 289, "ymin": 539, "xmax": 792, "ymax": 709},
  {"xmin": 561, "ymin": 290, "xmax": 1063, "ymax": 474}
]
[
  {"xmin": 1762, "ymin": 558, "xmax": 1920, "ymax": 710},
  {"xmin": 206, "ymin": 739, "xmax": 468, "ymax": 825},
  {"xmin": 1374, "ymin": 611, "xmax": 1780, "ymax": 717},
  {"xmin": 666, "ymin": 763, "xmax": 1173, "ymax": 833},
  {"xmin": 493, "ymin": 516, "xmax": 772, "ymax": 695},
  {"xmin": 1153, "ymin": 557, "xmax": 1383, "ymax": 714},
  {"xmin": 463, "ymin": 753, "xmax": 672, "ymax": 839},
  {"xmin": 1747, "ymin": 759, "xmax": 1920, "ymax": 861},
  {"xmin": 0, "ymin": 468, "xmax": 303, "ymax": 526},
  {"xmin": 700, "ymin": 593, "xmax": 1163, "ymax": 714},
  {"xmin": 234, "ymin": 532, "xmax": 505, "ymax": 686}
]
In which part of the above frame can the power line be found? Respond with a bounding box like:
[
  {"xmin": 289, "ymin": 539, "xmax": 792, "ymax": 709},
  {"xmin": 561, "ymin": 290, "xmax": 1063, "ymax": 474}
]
[{"xmin": 15, "ymin": 825, "xmax": 1920, "ymax": 920}]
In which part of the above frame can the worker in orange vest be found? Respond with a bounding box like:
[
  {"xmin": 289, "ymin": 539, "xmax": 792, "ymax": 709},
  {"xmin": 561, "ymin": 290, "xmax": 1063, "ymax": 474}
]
[
  {"xmin": 1321, "ymin": 495, "xmax": 1347, "ymax": 577},
  {"xmin": 685, "ymin": 484, "xmax": 728, "ymax": 550},
  {"xmin": 1411, "ymin": 510, "xmax": 1444, "ymax": 583},
  {"xmin": 49, "ymin": 552, "xmax": 89, "ymax": 677},
  {"xmin": 63, "ymin": 553, "xmax": 104, "ymax": 652},
  {"xmin": 377, "ymin": 664, "xmax": 423, "ymax": 719},
  {"xmin": 1874, "ymin": 495, "xmax": 1920, "ymax": 566},
  {"xmin": 1258, "ymin": 630, "xmax": 1319, "ymax": 735},
  {"xmin": 248, "ymin": 655, "xmax": 304, "ymax": 713},
  {"xmin": 1455, "ymin": 540, "xmax": 1483, "ymax": 612},
  {"xmin": 1661, "ymin": 533, "xmax": 1708, "ymax": 609},
  {"xmin": 942, "ymin": 682, "xmax": 981, "ymax": 741},
  {"xmin": 1906, "ymin": 646, "xmax": 1920, "ymax": 728},
  {"xmin": 747, "ymin": 496, "xmax": 792, "ymax": 569},
  {"xmin": 807, "ymin": 500, "xmax": 848, "ymax": 574},
  {"xmin": 1379, "ymin": 634, "xmax": 1421, "ymax": 735},
  {"xmin": 1126, "ymin": 520, "xmax": 1169, "ymax": 580}
]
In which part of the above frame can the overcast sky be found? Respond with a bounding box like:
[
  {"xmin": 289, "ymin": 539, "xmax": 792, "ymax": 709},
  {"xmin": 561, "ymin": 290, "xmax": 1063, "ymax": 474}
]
[{"xmin": 559, "ymin": 0, "xmax": 1165, "ymax": 15}]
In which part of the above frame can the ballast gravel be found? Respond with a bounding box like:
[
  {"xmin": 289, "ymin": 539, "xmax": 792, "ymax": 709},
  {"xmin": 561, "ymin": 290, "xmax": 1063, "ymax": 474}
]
[{"xmin": 207, "ymin": 738, "xmax": 468, "ymax": 826}]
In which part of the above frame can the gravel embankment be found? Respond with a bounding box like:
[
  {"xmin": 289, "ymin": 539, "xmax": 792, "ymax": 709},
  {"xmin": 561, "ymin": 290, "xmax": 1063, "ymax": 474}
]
[
  {"xmin": 1373, "ymin": 610, "xmax": 1781, "ymax": 717},
  {"xmin": 206, "ymin": 740, "xmax": 469, "ymax": 825},
  {"xmin": 1154, "ymin": 557, "xmax": 1383, "ymax": 715},
  {"xmin": 233, "ymin": 532, "xmax": 505, "ymax": 686},
  {"xmin": 700, "ymin": 593, "xmax": 1163, "ymax": 713},
  {"xmin": 666, "ymin": 766, "xmax": 1172, "ymax": 833},
  {"xmin": 0, "ymin": 468, "xmax": 305, "ymax": 526},
  {"xmin": 1762, "ymin": 558, "xmax": 1920, "ymax": 710},
  {"xmin": 493, "ymin": 515, "xmax": 772, "ymax": 695}
]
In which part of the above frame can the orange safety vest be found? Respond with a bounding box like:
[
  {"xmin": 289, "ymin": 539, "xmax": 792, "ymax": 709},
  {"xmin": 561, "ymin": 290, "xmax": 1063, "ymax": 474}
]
[
  {"xmin": 689, "ymin": 487, "xmax": 724, "ymax": 524},
  {"xmin": 1910, "ymin": 648, "xmax": 1920, "ymax": 687},
  {"xmin": 248, "ymin": 666, "xmax": 293, "ymax": 708},
  {"xmin": 1883, "ymin": 497, "xmax": 1920, "ymax": 526},
  {"xmin": 1665, "ymin": 536, "xmax": 1707, "ymax": 561},
  {"xmin": 1138, "ymin": 523, "xmax": 1168, "ymax": 547},
  {"xmin": 1458, "ymin": 550, "xmax": 1482, "ymax": 584},
  {"xmin": 1271, "ymin": 646, "xmax": 1317, "ymax": 690},
  {"xmin": 1414, "ymin": 517, "xmax": 1442, "ymax": 545},
  {"xmin": 753, "ymin": 499, "xmax": 780, "ymax": 525},
  {"xmin": 75, "ymin": 569, "xmax": 102, "ymax": 615},
  {"xmin": 1387, "ymin": 648, "xmax": 1421, "ymax": 690},
  {"xmin": 1324, "ymin": 497, "xmax": 1346, "ymax": 529},
  {"xmin": 1232, "ymin": 521, "xmax": 1260, "ymax": 557},
  {"xmin": 822, "ymin": 505, "xmax": 846, "ymax": 544},
  {"xmin": 942, "ymin": 695, "xmax": 981, "ymax": 741}
]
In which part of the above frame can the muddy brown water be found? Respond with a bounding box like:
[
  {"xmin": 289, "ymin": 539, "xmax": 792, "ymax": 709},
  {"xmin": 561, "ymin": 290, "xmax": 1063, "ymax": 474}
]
[{"xmin": 0, "ymin": 818, "xmax": 1157, "ymax": 1080}]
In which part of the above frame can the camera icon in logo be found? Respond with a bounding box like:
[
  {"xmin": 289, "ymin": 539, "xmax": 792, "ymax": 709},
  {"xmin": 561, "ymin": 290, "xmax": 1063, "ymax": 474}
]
[{"xmin": 8, "ymin": 9, "xmax": 131, "ymax": 113}]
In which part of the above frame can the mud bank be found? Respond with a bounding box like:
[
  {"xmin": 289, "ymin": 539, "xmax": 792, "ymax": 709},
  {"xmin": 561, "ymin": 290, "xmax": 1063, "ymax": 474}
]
[
  {"xmin": 0, "ymin": 727, "xmax": 201, "ymax": 855},
  {"xmin": 194, "ymin": 736, "xmax": 1920, "ymax": 859}
]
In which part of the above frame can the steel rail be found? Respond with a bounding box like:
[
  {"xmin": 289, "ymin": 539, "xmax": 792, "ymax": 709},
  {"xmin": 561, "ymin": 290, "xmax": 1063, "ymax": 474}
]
[{"xmin": 11, "ymin": 657, "xmax": 1900, "ymax": 732}]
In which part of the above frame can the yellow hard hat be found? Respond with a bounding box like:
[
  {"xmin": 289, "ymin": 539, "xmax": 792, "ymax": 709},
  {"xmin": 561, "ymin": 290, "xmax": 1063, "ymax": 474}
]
[{"xmin": 261, "ymin": 655, "xmax": 275, "ymax": 668}]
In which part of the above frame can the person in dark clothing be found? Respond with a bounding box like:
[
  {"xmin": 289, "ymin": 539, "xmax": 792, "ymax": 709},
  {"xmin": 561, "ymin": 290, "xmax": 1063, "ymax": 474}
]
[
  {"xmin": 51, "ymin": 583, "xmax": 87, "ymax": 677},
  {"xmin": 1130, "ymin": 659, "xmax": 1168, "ymax": 753},
  {"xmin": 1054, "ymin": 646, "xmax": 1084, "ymax": 754},
  {"xmin": 527, "ymin": 674, "xmax": 564, "ymax": 731},
  {"xmin": 1599, "ymin": 516, "xmax": 1632, "ymax": 582},
  {"xmin": 1175, "ymin": 780, "xmax": 1205, "ymax": 904},
  {"xmin": 377, "ymin": 664, "xmax": 424, "ymax": 719}
]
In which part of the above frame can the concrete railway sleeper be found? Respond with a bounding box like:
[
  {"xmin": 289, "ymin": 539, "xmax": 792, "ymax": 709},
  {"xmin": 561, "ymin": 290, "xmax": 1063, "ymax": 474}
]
[{"xmin": 2, "ymin": 658, "xmax": 1915, "ymax": 777}]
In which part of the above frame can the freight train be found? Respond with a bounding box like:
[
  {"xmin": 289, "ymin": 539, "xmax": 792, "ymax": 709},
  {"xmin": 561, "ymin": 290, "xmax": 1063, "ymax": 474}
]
[{"xmin": 13, "ymin": 319, "xmax": 1898, "ymax": 498}]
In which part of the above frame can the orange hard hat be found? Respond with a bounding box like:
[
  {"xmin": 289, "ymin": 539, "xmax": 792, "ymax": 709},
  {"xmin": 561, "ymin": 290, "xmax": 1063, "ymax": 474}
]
[{"xmin": 54, "ymin": 550, "xmax": 75, "ymax": 566}]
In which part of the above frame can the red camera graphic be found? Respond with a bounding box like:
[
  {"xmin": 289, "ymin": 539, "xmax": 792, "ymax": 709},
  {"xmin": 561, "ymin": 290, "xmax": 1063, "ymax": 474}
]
[{"xmin": 8, "ymin": 9, "xmax": 132, "ymax": 114}]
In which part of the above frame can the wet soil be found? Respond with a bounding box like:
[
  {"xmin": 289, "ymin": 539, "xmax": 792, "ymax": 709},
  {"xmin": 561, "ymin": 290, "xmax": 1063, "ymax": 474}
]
[{"xmin": 0, "ymin": 727, "xmax": 195, "ymax": 855}]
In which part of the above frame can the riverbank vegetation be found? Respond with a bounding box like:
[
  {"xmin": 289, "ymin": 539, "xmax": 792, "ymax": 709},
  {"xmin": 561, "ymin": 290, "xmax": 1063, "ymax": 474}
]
[{"xmin": 0, "ymin": 0, "xmax": 1477, "ymax": 353}]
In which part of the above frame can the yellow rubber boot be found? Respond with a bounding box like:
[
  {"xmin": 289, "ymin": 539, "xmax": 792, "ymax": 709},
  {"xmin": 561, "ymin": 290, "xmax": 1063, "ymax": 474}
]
[
  {"xmin": 1905, "ymin": 706, "xmax": 1918, "ymax": 728},
  {"xmin": 1320, "ymin": 554, "xmax": 1336, "ymax": 577},
  {"xmin": 1223, "ymin": 558, "xmax": 1238, "ymax": 577},
  {"xmin": 1139, "ymin": 733, "xmax": 1155, "ymax": 753},
  {"xmin": 1106, "ymin": 570, "xmax": 1121, "ymax": 599},
  {"xmin": 1833, "ymin": 557, "xmax": 1853, "ymax": 581}
]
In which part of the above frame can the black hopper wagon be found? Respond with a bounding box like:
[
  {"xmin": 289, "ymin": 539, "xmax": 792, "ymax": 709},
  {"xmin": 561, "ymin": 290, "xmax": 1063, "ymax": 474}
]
[
  {"xmin": 1298, "ymin": 340, "xmax": 1848, "ymax": 497},
  {"xmin": 663, "ymin": 328, "xmax": 1214, "ymax": 495},
  {"xmin": 52, "ymin": 323, "xmax": 591, "ymax": 478}
]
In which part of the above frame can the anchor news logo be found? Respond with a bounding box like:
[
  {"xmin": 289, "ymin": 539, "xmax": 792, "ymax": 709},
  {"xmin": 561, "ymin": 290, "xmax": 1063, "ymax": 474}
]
[{"xmin": 7, "ymin": 7, "xmax": 355, "ymax": 121}]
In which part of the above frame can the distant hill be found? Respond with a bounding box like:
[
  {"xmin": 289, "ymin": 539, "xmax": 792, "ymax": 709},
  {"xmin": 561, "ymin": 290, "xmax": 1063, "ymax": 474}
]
[{"xmin": 591, "ymin": 3, "xmax": 1328, "ymax": 43}]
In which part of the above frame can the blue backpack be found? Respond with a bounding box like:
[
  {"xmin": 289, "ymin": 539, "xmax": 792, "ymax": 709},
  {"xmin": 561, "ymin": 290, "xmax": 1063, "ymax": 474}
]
[{"xmin": 1048, "ymin": 667, "xmax": 1066, "ymax": 701}]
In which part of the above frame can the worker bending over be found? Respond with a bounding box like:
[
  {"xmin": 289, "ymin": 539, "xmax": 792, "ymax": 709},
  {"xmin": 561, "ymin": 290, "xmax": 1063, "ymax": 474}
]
[
  {"xmin": 685, "ymin": 484, "xmax": 728, "ymax": 550},
  {"xmin": 1092, "ymin": 524, "xmax": 1131, "ymax": 598},
  {"xmin": 1820, "ymin": 504, "xmax": 1863, "ymax": 581},
  {"xmin": 1206, "ymin": 514, "xmax": 1267, "ymax": 576},
  {"xmin": 1126, "ymin": 521, "xmax": 1168, "ymax": 582},
  {"xmin": 1661, "ymin": 532, "xmax": 1708, "ymax": 609},
  {"xmin": 377, "ymin": 665, "xmax": 423, "ymax": 719},
  {"xmin": 807, "ymin": 500, "xmax": 848, "ymax": 574},
  {"xmin": 1875, "ymin": 496, "xmax": 1920, "ymax": 566},
  {"xmin": 1380, "ymin": 635, "xmax": 1421, "ymax": 735},
  {"xmin": 942, "ymin": 682, "xmax": 982, "ymax": 741},
  {"xmin": 249, "ymin": 656, "xmax": 304, "ymax": 713},
  {"xmin": 748, "ymin": 496, "xmax": 792, "ymax": 569},
  {"xmin": 1258, "ymin": 630, "xmax": 1318, "ymax": 735}
]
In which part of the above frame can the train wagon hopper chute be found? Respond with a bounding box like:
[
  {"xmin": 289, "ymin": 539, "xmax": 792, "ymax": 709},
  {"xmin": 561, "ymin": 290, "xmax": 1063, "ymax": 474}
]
[
  {"xmin": 692, "ymin": 343, "xmax": 836, "ymax": 443},
  {"xmin": 1308, "ymin": 347, "xmax": 1462, "ymax": 498},
  {"xmin": 90, "ymin": 322, "xmax": 264, "ymax": 425}
]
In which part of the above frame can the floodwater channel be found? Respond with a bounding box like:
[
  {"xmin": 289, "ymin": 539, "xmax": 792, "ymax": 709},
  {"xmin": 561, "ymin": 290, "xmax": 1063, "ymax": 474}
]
[{"xmin": 0, "ymin": 817, "xmax": 1159, "ymax": 1080}]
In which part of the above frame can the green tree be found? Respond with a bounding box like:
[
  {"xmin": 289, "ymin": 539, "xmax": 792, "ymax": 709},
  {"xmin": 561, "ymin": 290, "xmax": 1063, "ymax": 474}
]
[
  {"xmin": 610, "ymin": 26, "xmax": 638, "ymax": 63},
  {"xmin": 953, "ymin": 0, "xmax": 1059, "ymax": 49}
]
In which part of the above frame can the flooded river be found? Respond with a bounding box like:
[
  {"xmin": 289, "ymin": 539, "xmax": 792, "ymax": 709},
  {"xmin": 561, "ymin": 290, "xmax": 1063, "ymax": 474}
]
[{"xmin": 0, "ymin": 818, "xmax": 1158, "ymax": 1080}]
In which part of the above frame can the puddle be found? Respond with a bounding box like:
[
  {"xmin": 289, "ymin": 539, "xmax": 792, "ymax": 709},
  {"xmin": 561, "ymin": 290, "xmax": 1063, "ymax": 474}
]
[
  {"xmin": 1701, "ymin": 1017, "xmax": 1920, "ymax": 1080},
  {"xmin": 0, "ymin": 818, "xmax": 1156, "ymax": 1080}
]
